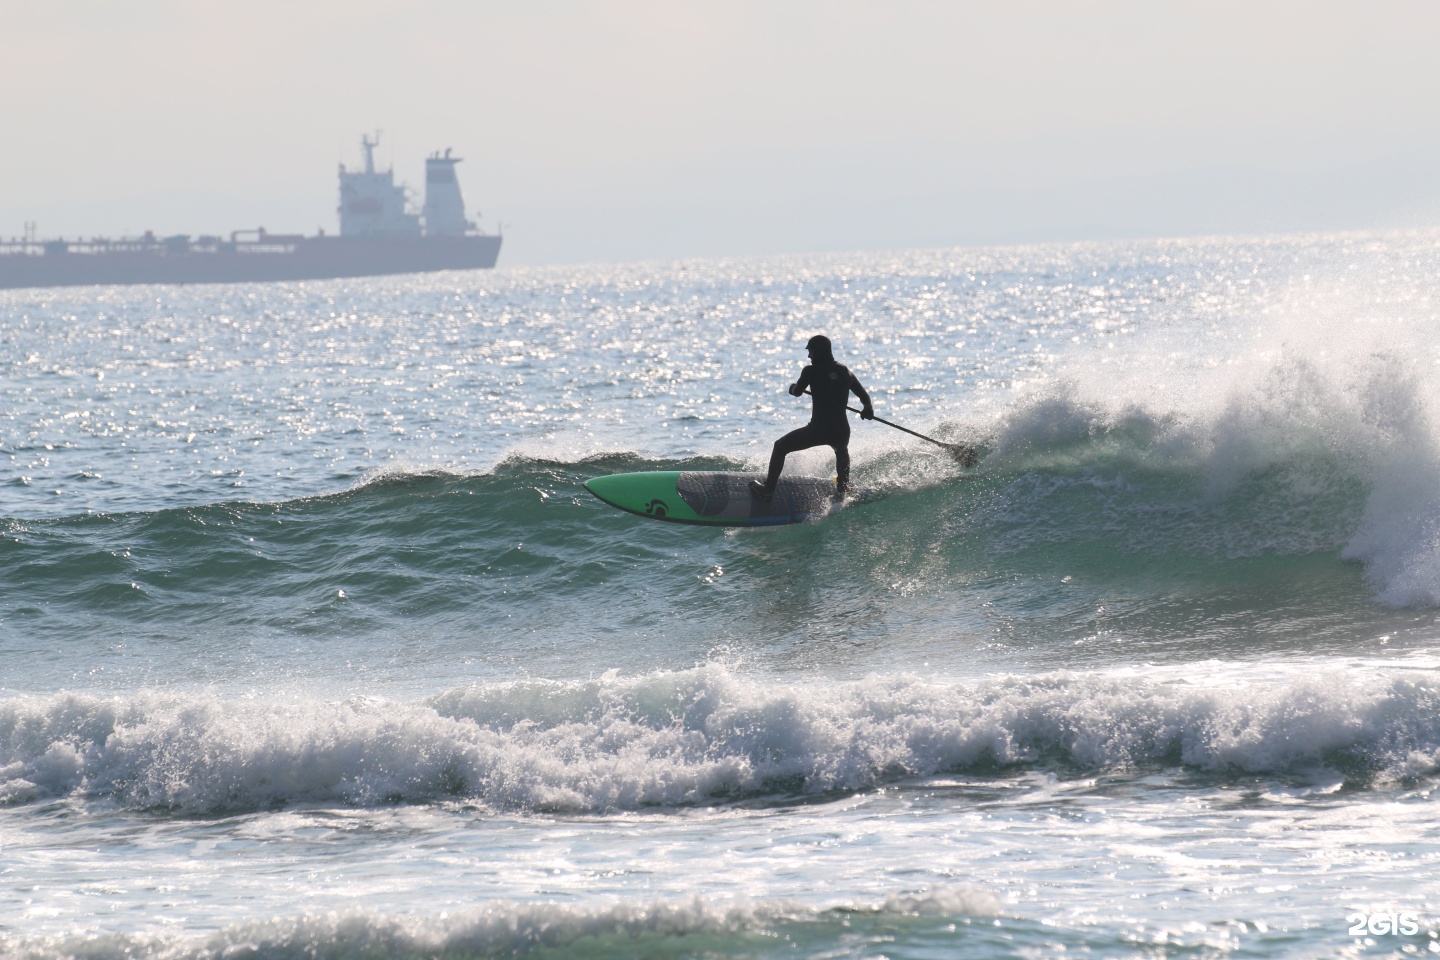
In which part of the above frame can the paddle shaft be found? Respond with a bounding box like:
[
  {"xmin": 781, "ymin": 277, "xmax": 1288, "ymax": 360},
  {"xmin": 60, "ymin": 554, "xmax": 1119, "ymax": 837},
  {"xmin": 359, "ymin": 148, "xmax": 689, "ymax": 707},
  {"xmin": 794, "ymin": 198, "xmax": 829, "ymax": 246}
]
[
  {"xmin": 802, "ymin": 389, "xmax": 970, "ymax": 455},
  {"xmin": 847, "ymin": 405, "xmax": 956, "ymax": 449}
]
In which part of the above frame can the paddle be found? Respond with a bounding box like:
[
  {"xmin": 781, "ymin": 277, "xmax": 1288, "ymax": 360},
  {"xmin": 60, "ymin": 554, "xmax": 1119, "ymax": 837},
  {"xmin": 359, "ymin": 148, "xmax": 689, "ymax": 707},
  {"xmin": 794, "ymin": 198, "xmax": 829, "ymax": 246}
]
[{"xmin": 803, "ymin": 390, "xmax": 978, "ymax": 467}]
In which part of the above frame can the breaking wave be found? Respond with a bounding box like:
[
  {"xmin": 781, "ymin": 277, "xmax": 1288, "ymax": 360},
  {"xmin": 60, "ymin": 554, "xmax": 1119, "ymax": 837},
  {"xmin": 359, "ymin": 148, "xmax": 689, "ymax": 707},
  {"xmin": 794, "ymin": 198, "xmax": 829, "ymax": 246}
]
[{"xmin": 4, "ymin": 664, "xmax": 1439, "ymax": 814}]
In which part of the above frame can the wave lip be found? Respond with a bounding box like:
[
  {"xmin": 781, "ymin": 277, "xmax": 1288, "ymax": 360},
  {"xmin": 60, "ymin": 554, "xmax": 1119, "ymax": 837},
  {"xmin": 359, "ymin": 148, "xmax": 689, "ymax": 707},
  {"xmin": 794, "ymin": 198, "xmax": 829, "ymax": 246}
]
[{"xmin": 4, "ymin": 665, "xmax": 1439, "ymax": 815}]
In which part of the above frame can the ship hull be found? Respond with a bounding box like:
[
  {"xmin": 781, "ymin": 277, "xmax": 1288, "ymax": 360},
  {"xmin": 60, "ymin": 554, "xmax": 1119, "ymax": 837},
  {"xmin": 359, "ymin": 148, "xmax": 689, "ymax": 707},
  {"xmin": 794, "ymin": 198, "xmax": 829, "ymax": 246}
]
[{"xmin": 0, "ymin": 235, "xmax": 502, "ymax": 290}]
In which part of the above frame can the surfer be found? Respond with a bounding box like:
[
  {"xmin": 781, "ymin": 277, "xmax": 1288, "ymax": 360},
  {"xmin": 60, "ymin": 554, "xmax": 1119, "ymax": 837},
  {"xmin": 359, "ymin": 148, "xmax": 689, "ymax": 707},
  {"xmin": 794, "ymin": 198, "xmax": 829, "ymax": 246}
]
[{"xmin": 750, "ymin": 335, "xmax": 874, "ymax": 501}]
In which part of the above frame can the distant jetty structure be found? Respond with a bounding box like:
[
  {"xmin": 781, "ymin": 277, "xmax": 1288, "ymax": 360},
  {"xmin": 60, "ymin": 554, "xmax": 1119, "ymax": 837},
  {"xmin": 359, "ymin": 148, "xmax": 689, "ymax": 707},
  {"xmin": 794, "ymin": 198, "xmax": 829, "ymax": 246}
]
[{"xmin": 0, "ymin": 134, "xmax": 502, "ymax": 290}]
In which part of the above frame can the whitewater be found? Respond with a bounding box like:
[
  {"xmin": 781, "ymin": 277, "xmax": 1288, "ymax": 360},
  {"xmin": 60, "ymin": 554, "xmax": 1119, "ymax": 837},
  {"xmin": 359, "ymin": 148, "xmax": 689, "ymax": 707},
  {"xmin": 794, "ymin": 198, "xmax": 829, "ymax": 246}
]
[{"xmin": 5, "ymin": 231, "xmax": 1440, "ymax": 958}]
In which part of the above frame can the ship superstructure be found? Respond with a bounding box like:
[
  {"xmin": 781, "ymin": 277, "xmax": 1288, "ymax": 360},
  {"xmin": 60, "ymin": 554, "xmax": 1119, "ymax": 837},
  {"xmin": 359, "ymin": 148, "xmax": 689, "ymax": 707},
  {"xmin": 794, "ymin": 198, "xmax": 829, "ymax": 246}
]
[
  {"xmin": 0, "ymin": 135, "xmax": 502, "ymax": 290},
  {"xmin": 339, "ymin": 134, "xmax": 421, "ymax": 238}
]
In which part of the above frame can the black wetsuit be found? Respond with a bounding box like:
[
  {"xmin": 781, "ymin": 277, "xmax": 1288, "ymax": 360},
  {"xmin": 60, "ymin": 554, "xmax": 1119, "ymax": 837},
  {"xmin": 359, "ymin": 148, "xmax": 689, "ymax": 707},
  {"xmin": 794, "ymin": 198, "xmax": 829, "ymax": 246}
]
[{"xmin": 762, "ymin": 361, "xmax": 872, "ymax": 492}]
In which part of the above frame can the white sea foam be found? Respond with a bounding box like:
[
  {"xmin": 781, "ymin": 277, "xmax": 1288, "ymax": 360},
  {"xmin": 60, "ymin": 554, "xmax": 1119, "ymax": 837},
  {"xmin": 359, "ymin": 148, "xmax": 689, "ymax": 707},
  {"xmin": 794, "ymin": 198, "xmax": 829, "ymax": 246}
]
[
  {"xmin": 5, "ymin": 887, "xmax": 1003, "ymax": 960},
  {"xmin": 3, "ymin": 665, "xmax": 1438, "ymax": 814}
]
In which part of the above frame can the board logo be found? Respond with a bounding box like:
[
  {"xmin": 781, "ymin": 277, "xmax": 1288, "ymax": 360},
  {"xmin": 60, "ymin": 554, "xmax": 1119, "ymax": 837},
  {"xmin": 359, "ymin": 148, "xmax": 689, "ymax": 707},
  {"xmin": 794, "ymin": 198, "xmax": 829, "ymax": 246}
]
[{"xmin": 644, "ymin": 499, "xmax": 668, "ymax": 517}]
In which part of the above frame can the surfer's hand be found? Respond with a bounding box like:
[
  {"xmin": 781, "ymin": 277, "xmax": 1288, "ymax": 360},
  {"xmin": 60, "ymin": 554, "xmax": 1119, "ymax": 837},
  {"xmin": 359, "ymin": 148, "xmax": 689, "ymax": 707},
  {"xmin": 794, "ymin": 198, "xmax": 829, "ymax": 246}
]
[
  {"xmin": 861, "ymin": 406, "xmax": 875, "ymax": 420},
  {"xmin": 789, "ymin": 383, "xmax": 804, "ymax": 397}
]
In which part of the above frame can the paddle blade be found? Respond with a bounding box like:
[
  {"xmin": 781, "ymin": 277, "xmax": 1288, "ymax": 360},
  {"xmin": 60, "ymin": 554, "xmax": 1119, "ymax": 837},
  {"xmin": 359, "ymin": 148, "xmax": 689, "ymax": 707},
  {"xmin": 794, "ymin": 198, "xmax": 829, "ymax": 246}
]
[{"xmin": 950, "ymin": 444, "xmax": 978, "ymax": 468}]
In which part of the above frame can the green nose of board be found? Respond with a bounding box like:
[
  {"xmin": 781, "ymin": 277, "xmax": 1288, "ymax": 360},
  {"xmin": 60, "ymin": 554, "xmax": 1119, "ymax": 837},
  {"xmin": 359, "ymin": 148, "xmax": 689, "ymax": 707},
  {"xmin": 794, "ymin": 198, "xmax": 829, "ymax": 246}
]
[
  {"xmin": 585, "ymin": 471, "xmax": 848, "ymax": 527},
  {"xmin": 585, "ymin": 471, "xmax": 698, "ymax": 522}
]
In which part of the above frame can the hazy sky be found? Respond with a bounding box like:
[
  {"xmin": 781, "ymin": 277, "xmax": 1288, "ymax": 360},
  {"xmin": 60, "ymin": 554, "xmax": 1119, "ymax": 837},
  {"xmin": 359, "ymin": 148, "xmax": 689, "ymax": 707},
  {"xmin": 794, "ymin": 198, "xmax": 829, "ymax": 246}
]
[{"xmin": 3, "ymin": 1, "xmax": 1438, "ymax": 264}]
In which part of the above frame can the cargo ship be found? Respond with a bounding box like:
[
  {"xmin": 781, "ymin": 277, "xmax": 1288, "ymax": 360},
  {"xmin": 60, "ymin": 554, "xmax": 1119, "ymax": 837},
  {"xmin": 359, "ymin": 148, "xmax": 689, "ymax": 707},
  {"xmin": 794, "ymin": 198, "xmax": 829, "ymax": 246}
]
[{"xmin": 0, "ymin": 135, "xmax": 502, "ymax": 290}]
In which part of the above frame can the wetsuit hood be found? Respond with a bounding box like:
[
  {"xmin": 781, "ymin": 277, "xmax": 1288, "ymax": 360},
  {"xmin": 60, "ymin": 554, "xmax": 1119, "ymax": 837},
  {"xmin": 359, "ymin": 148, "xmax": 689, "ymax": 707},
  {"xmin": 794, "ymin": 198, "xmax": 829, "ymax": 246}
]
[{"xmin": 806, "ymin": 335, "xmax": 835, "ymax": 364}]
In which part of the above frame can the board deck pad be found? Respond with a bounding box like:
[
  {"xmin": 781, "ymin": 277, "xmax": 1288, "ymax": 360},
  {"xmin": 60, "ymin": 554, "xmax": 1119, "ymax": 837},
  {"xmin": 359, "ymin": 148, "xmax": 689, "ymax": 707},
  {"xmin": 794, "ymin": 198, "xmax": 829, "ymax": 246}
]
[{"xmin": 585, "ymin": 471, "xmax": 848, "ymax": 527}]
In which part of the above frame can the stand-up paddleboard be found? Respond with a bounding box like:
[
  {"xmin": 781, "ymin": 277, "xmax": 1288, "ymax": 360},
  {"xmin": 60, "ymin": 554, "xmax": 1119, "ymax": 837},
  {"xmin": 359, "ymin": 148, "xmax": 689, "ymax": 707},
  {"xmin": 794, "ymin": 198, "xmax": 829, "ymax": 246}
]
[{"xmin": 586, "ymin": 471, "xmax": 850, "ymax": 527}]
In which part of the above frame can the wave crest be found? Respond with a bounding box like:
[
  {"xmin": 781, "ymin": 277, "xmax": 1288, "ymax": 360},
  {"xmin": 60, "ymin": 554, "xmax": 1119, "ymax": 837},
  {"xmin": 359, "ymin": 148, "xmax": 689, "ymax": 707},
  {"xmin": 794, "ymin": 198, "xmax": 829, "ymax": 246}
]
[{"xmin": 972, "ymin": 346, "xmax": 1440, "ymax": 605}]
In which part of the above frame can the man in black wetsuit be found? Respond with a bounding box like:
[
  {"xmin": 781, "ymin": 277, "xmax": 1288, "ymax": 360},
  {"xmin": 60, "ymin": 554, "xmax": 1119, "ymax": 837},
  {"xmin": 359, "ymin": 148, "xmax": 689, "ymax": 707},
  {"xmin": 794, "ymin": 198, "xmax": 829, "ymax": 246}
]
[{"xmin": 750, "ymin": 335, "xmax": 874, "ymax": 501}]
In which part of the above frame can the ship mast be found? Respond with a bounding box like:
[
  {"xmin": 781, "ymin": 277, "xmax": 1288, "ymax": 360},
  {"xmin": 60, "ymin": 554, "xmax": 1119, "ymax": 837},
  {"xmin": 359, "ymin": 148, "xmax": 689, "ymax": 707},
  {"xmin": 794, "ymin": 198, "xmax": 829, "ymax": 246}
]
[{"xmin": 361, "ymin": 132, "xmax": 380, "ymax": 175}]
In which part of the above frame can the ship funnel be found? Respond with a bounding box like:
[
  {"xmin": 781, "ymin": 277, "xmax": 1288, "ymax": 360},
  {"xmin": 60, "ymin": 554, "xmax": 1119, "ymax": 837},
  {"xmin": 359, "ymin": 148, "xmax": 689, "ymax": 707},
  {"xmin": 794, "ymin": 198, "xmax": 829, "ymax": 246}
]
[{"xmin": 423, "ymin": 151, "xmax": 470, "ymax": 237}]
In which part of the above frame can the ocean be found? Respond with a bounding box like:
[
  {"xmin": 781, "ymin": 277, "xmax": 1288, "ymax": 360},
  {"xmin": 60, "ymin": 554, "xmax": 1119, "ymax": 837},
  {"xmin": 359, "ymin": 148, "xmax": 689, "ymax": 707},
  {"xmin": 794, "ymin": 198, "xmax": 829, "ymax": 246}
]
[{"xmin": 4, "ymin": 232, "xmax": 1440, "ymax": 958}]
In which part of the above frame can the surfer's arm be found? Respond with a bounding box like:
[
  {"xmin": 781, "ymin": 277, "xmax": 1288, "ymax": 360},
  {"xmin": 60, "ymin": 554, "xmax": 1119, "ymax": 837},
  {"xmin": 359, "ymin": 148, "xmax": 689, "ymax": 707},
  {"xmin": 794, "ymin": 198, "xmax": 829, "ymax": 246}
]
[
  {"xmin": 849, "ymin": 374, "xmax": 875, "ymax": 420},
  {"xmin": 789, "ymin": 366, "xmax": 812, "ymax": 398}
]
